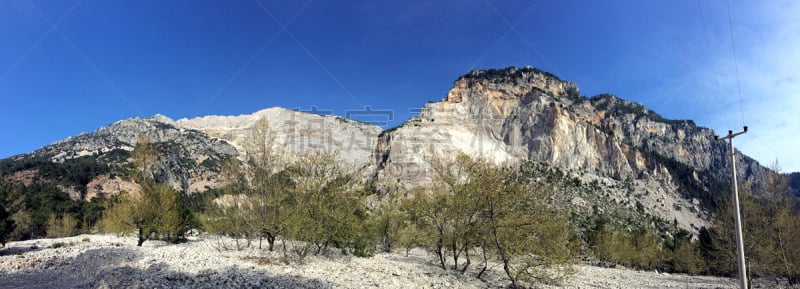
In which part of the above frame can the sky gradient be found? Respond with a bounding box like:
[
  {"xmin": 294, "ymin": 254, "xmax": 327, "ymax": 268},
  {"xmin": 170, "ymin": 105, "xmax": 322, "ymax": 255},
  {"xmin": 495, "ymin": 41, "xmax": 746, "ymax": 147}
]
[{"xmin": 1, "ymin": 0, "xmax": 798, "ymax": 171}]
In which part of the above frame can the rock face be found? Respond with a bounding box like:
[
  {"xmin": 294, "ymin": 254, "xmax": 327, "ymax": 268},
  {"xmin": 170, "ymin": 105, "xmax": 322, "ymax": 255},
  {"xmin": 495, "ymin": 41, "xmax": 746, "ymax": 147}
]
[
  {"xmin": 371, "ymin": 66, "xmax": 771, "ymax": 231},
  {"xmin": 1, "ymin": 108, "xmax": 381, "ymax": 197},
  {"xmin": 7, "ymin": 116, "xmax": 239, "ymax": 195},
  {"xmin": 374, "ymin": 66, "xmax": 766, "ymax": 187},
  {"xmin": 175, "ymin": 107, "xmax": 382, "ymax": 169},
  {"xmin": 0, "ymin": 66, "xmax": 781, "ymax": 232}
]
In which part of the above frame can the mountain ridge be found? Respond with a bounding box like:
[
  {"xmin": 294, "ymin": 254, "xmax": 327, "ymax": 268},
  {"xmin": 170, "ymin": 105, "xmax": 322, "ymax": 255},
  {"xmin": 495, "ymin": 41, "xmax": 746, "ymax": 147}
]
[{"xmin": 0, "ymin": 66, "xmax": 788, "ymax": 235}]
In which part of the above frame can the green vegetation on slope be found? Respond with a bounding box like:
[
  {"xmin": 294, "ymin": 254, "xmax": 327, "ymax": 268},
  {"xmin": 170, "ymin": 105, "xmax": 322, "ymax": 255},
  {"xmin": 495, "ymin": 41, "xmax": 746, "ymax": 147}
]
[
  {"xmin": 0, "ymin": 180, "xmax": 105, "ymax": 241},
  {"xmin": 642, "ymin": 149, "xmax": 729, "ymax": 209},
  {"xmin": 0, "ymin": 152, "xmax": 123, "ymax": 196},
  {"xmin": 0, "ymin": 149, "xmax": 132, "ymax": 243}
]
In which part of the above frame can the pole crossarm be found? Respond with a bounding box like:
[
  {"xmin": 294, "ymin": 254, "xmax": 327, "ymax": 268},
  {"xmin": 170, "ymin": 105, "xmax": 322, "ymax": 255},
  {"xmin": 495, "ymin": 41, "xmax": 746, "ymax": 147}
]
[
  {"xmin": 713, "ymin": 125, "xmax": 748, "ymax": 289},
  {"xmin": 714, "ymin": 126, "xmax": 748, "ymax": 142}
]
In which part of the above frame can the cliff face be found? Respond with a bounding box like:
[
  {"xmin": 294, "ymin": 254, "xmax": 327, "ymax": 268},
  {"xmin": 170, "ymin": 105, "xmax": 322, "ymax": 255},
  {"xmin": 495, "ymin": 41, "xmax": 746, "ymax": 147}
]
[
  {"xmin": 371, "ymin": 66, "xmax": 770, "ymax": 232},
  {"xmin": 175, "ymin": 107, "xmax": 382, "ymax": 169},
  {"xmin": 374, "ymin": 67, "xmax": 766, "ymax": 184}
]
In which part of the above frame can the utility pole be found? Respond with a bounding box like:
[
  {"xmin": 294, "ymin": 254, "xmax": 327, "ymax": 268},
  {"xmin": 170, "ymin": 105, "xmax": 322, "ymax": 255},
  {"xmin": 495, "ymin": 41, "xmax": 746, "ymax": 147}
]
[{"xmin": 714, "ymin": 126, "xmax": 748, "ymax": 289}]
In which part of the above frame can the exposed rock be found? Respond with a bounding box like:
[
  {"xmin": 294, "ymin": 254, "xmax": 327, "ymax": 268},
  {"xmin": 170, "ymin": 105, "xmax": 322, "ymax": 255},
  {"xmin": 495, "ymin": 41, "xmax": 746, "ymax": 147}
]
[
  {"xmin": 370, "ymin": 66, "xmax": 772, "ymax": 232},
  {"xmin": 175, "ymin": 107, "xmax": 382, "ymax": 169},
  {"xmin": 0, "ymin": 66, "xmax": 785, "ymax": 233},
  {"xmin": 85, "ymin": 174, "xmax": 141, "ymax": 200},
  {"xmin": 2, "ymin": 108, "xmax": 381, "ymax": 196}
]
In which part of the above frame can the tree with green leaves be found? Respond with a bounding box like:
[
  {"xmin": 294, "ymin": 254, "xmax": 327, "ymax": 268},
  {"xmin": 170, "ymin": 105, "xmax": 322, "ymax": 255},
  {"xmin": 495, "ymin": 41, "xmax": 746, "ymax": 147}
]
[
  {"xmin": 401, "ymin": 153, "xmax": 577, "ymax": 287},
  {"xmin": 99, "ymin": 134, "xmax": 195, "ymax": 246},
  {"xmin": 200, "ymin": 118, "xmax": 295, "ymax": 251},
  {"xmin": 46, "ymin": 213, "xmax": 78, "ymax": 238},
  {"xmin": 367, "ymin": 186, "xmax": 404, "ymax": 253},
  {"xmin": 482, "ymin": 161, "xmax": 576, "ymax": 286},
  {"xmin": 0, "ymin": 209, "xmax": 12, "ymax": 247},
  {"xmin": 704, "ymin": 162, "xmax": 800, "ymax": 283},
  {"xmin": 0, "ymin": 178, "xmax": 14, "ymax": 246},
  {"xmin": 283, "ymin": 150, "xmax": 372, "ymax": 258},
  {"xmin": 671, "ymin": 238, "xmax": 707, "ymax": 275},
  {"xmin": 200, "ymin": 158, "xmax": 252, "ymax": 250},
  {"xmin": 241, "ymin": 118, "xmax": 294, "ymax": 251}
]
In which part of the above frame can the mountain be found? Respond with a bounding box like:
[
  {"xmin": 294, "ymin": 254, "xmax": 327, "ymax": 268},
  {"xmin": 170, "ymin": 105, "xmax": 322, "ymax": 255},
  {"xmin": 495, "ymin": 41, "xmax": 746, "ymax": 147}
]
[
  {"xmin": 0, "ymin": 108, "xmax": 381, "ymax": 199},
  {"xmin": 174, "ymin": 107, "xmax": 382, "ymax": 169},
  {"xmin": 370, "ymin": 66, "xmax": 778, "ymax": 232},
  {"xmin": 0, "ymin": 66, "xmax": 783, "ymax": 234}
]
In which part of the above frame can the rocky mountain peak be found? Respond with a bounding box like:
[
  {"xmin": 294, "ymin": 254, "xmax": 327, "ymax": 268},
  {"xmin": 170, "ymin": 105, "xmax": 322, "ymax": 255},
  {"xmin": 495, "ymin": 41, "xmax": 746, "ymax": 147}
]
[
  {"xmin": 446, "ymin": 66, "xmax": 580, "ymax": 105},
  {"xmin": 174, "ymin": 107, "xmax": 288, "ymax": 131},
  {"xmin": 147, "ymin": 114, "xmax": 176, "ymax": 126}
]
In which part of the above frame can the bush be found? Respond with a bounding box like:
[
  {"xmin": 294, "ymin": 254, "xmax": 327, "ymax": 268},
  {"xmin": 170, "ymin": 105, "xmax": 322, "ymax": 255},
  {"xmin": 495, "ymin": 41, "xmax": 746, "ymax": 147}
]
[
  {"xmin": 591, "ymin": 225, "xmax": 666, "ymax": 270},
  {"xmin": 46, "ymin": 213, "xmax": 78, "ymax": 238}
]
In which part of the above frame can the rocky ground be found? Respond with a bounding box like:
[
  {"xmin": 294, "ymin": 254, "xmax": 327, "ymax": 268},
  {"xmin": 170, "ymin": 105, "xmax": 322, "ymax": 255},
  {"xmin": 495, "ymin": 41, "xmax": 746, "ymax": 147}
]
[{"xmin": 0, "ymin": 234, "xmax": 795, "ymax": 289}]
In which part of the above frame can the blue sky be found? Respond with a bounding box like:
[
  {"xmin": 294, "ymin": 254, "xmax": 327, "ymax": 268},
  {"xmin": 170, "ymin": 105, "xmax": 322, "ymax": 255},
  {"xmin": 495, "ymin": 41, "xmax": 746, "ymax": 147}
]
[{"xmin": 1, "ymin": 0, "xmax": 798, "ymax": 172}]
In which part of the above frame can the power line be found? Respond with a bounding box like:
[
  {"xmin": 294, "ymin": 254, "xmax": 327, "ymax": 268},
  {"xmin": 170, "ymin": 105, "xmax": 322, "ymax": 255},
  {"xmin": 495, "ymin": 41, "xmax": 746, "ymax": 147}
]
[
  {"xmin": 696, "ymin": 0, "xmax": 731, "ymax": 129},
  {"xmin": 750, "ymin": 132, "xmax": 782, "ymax": 164},
  {"xmin": 725, "ymin": 0, "xmax": 746, "ymax": 126}
]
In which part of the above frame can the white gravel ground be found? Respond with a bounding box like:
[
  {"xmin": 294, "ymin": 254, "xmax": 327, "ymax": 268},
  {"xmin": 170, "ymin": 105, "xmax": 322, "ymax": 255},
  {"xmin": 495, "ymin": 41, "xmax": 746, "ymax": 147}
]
[{"xmin": 0, "ymin": 234, "xmax": 795, "ymax": 289}]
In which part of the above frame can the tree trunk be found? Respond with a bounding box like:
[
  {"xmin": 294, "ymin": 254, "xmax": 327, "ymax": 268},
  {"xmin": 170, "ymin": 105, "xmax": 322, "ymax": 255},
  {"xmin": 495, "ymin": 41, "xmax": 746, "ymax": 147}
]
[
  {"xmin": 494, "ymin": 226, "xmax": 516, "ymax": 288},
  {"xmin": 436, "ymin": 227, "xmax": 447, "ymax": 270},
  {"xmin": 461, "ymin": 245, "xmax": 471, "ymax": 274},
  {"xmin": 314, "ymin": 242, "xmax": 323, "ymax": 255},
  {"xmin": 452, "ymin": 239, "xmax": 459, "ymax": 270},
  {"xmin": 435, "ymin": 225, "xmax": 447, "ymax": 269},
  {"xmin": 477, "ymin": 244, "xmax": 489, "ymax": 279},
  {"xmin": 266, "ymin": 233, "xmax": 276, "ymax": 252},
  {"xmin": 137, "ymin": 226, "xmax": 146, "ymax": 247},
  {"xmin": 436, "ymin": 244, "xmax": 446, "ymax": 270},
  {"xmin": 489, "ymin": 200, "xmax": 517, "ymax": 288}
]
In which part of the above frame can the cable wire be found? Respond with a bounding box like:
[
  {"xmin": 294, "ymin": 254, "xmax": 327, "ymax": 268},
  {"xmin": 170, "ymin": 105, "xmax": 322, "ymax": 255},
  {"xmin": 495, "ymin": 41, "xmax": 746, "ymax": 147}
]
[
  {"xmin": 696, "ymin": 0, "xmax": 731, "ymax": 129},
  {"xmin": 725, "ymin": 0, "xmax": 747, "ymax": 126}
]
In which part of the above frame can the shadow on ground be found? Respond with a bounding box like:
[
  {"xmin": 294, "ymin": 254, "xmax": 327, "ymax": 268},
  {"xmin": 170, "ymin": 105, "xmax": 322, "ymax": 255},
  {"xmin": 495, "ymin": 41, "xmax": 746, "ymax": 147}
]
[{"xmin": 0, "ymin": 247, "xmax": 329, "ymax": 289}]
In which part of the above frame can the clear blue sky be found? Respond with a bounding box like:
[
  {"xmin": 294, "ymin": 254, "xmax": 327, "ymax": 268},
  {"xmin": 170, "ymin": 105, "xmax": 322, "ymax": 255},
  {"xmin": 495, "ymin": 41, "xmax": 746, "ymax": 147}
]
[{"xmin": 2, "ymin": 0, "xmax": 798, "ymax": 171}]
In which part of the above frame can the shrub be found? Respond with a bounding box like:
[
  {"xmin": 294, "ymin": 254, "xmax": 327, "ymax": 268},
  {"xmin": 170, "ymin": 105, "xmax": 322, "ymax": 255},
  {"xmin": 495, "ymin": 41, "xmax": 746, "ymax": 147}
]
[{"xmin": 46, "ymin": 213, "xmax": 78, "ymax": 238}]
